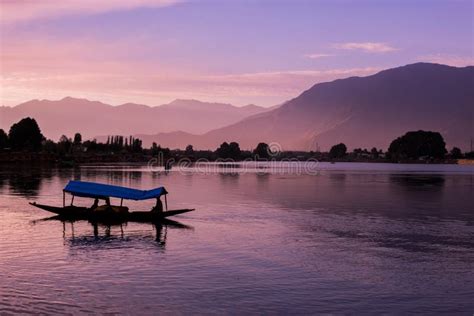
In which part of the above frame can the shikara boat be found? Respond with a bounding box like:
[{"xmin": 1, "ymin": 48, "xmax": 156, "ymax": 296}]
[{"xmin": 30, "ymin": 180, "xmax": 194, "ymax": 223}]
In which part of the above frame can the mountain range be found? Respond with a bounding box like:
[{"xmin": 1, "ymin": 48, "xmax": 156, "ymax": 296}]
[
  {"xmin": 0, "ymin": 98, "xmax": 268, "ymax": 141},
  {"xmin": 136, "ymin": 63, "xmax": 474, "ymax": 151},
  {"xmin": 1, "ymin": 63, "xmax": 472, "ymax": 151}
]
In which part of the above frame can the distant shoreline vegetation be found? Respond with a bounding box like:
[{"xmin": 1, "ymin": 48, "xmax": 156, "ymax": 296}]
[{"xmin": 0, "ymin": 117, "xmax": 472, "ymax": 165}]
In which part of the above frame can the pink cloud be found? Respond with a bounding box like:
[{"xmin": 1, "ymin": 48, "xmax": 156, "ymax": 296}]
[
  {"xmin": 0, "ymin": 29, "xmax": 382, "ymax": 107},
  {"xmin": 0, "ymin": 0, "xmax": 180, "ymax": 24},
  {"xmin": 333, "ymin": 42, "xmax": 397, "ymax": 53},
  {"xmin": 304, "ymin": 53, "xmax": 334, "ymax": 59}
]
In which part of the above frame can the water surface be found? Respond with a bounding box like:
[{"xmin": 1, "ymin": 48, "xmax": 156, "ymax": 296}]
[{"xmin": 0, "ymin": 163, "xmax": 473, "ymax": 314}]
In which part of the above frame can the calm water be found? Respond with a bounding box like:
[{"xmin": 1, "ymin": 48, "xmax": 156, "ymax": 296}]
[{"xmin": 0, "ymin": 162, "xmax": 473, "ymax": 314}]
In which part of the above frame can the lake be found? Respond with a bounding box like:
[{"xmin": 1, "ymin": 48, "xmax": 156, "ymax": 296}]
[{"xmin": 0, "ymin": 162, "xmax": 473, "ymax": 314}]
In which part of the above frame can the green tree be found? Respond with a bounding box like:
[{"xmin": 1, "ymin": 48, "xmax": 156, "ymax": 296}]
[
  {"xmin": 42, "ymin": 139, "xmax": 58, "ymax": 153},
  {"xmin": 216, "ymin": 142, "xmax": 241, "ymax": 160},
  {"xmin": 0, "ymin": 129, "xmax": 8, "ymax": 150},
  {"xmin": 131, "ymin": 138, "xmax": 142, "ymax": 152},
  {"xmin": 450, "ymin": 147, "xmax": 463, "ymax": 159},
  {"xmin": 388, "ymin": 130, "xmax": 446, "ymax": 160},
  {"xmin": 253, "ymin": 142, "xmax": 270, "ymax": 159},
  {"xmin": 216, "ymin": 142, "xmax": 230, "ymax": 159},
  {"xmin": 73, "ymin": 133, "xmax": 82, "ymax": 145},
  {"xmin": 329, "ymin": 143, "xmax": 347, "ymax": 159},
  {"xmin": 370, "ymin": 147, "xmax": 379, "ymax": 158},
  {"xmin": 185, "ymin": 144, "xmax": 194, "ymax": 156},
  {"xmin": 228, "ymin": 142, "xmax": 241, "ymax": 160},
  {"xmin": 83, "ymin": 139, "xmax": 98, "ymax": 152},
  {"xmin": 151, "ymin": 142, "xmax": 160, "ymax": 155},
  {"xmin": 58, "ymin": 135, "xmax": 72, "ymax": 154},
  {"xmin": 8, "ymin": 117, "xmax": 44, "ymax": 151}
]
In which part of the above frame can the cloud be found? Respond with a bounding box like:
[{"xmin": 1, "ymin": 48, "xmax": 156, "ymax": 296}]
[
  {"xmin": 207, "ymin": 67, "xmax": 380, "ymax": 83},
  {"xmin": 0, "ymin": 33, "xmax": 175, "ymax": 75},
  {"xmin": 0, "ymin": 26, "xmax": 383, "ymax": 106},
  {"xmin": 0, "ymin": 30, "xmax": 384, "ymax": 107},
  {"xmin": 0, "ymin": 0, "xmax": 180, "ymax": 24},
  {"xmin": 304, "ymin": 53, "xmax": 334, "ymax": 59},
  {"xmin": 417, "ymin": 54, "xmax": 474, "ymax": 67},
  {"xmin": 333, "ymin": 42, "xmax": 397, "ymax": 53}
]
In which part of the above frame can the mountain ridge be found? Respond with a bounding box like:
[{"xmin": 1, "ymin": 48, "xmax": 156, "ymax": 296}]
[
  {"xmin": 1, "ymin": 63, "xmax": 472, "ymax": 151},
  {"xmin": 0, "ymin": 97, "xmax": 268, "ymax": 140},
  {"xmin": 134, "ymin": 63, "xmax": 473, "ymax": 151}
]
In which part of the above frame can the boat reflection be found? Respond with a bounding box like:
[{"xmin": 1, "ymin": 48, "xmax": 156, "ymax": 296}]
[{"xmin": 33, "ymin": 216, "xmax": 193, "ymax": 249}]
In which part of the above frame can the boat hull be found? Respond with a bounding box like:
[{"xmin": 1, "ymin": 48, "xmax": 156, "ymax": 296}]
[{"xmin": 29, "ymin": 202, "xmax": 195, "ymax": 223}]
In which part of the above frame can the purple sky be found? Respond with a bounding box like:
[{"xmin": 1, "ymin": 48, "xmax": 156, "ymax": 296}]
[{"xmin": 1, "ymin": 0, "xmax": 472, "ymax": 107}]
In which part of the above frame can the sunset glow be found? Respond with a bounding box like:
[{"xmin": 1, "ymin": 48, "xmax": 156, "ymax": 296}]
[
  {"xmin": 0, "ymin": 2, "xmax": 473, "ymax": 314},
  {"xmin": 1, "ymin": 0, "xmax": 472, "ymax": 107}
]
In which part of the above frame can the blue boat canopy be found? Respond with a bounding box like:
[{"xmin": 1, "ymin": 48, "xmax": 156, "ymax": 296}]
[{"xmin": 63, "ymin": 180, "xmax": 168, "ymax": 200}]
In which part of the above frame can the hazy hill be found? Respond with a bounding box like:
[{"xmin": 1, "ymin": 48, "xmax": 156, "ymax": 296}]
[
  {"xmin": 137, "ymin": 63, "xmax": 473, "ymax": 151},
  {"xmin": 0, "ymin": 97, "xmax": 267, "ymax": 141}
]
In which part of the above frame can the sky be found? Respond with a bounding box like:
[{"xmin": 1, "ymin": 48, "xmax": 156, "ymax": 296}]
[{"xmin": 0, "ymin": 0, "xmax": 472, "ymax": 107}]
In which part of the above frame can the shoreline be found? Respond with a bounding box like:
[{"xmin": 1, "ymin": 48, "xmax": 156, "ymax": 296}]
[{"xmin": 0, "ymin": 152, "xmax": 468, "ymax": 166}]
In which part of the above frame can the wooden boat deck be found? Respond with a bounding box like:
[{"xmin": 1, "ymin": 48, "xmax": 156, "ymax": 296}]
[{"xmin": 30, "ymin": 202, "xmax": 195, "ymax": 223}]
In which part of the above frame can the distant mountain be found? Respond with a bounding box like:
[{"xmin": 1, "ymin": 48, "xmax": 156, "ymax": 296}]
[
  {"xmin": 0, "ymin": 97, "xmax": 267, "ymax": 141},
  {"xmin": 137, "ymin": 63, "xmax": 473, "ymax": 151}
]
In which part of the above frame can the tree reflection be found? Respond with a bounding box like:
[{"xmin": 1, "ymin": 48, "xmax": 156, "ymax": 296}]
[
  {"xmin": 389, "ymin": 174, "xmax": 445, "ymax": 188},
  {"xmin": 7, "ymin": 166, "xmax": 55, "ymax": 197}
]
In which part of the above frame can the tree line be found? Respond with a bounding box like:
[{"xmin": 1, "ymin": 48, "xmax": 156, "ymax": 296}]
[
  {"xmin": 0, "ymin": 117, "xmax": 471, "ymax": 162},
  {"xmin": 0, "ymin": 118, "xmax": 281, "ymax": 160},
  {"xmin": 327, "ymin": 130, "xmax": 468, "ymax": 161},
  {"xmin": 0, "ymin": 117, "xmax": 145, "ymax": 155}
]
